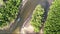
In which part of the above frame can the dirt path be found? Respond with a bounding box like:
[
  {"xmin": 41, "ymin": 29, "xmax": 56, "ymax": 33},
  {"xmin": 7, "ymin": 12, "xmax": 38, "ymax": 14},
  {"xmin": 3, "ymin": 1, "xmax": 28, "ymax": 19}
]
[{"xmin": 0, "ymin": 0, "xmax": 53, "ymax": 34}]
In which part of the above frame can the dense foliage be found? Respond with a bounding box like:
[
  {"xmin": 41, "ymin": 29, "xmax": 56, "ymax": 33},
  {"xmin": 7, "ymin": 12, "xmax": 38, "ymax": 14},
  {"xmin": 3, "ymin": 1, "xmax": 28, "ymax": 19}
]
[
  {"xmin": 30, "ymin": 5, "xmax": 44, "ymax": 32},
  {"xmin": 44, "ymin": 0, "xmax": 60, "ymax": 34},
  {"xmin": 0, "ymin": 0, "xmax": 21, "ymax": 27},
  {"xmin": 31, "ymin": 0, "xmax": 60, "ymax": 33}
]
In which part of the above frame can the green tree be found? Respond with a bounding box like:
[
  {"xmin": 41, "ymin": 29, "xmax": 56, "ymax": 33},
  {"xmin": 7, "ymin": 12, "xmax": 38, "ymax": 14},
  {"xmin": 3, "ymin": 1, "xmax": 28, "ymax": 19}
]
[
  {"xmin": 0, "ymin": 0, "xmax": 21, "ymax": 27},
  {"xmin": 30, "ymin": 5, "xmax": 44, "ymax": 32},
  {"xmin": 44, "ymin": 0, "xmax": 60, "ymax": 34}
]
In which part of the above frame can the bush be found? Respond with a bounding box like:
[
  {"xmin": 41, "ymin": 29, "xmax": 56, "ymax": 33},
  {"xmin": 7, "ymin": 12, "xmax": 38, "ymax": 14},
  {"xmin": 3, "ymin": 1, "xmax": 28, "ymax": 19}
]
[
  {"xmin": 44, "ymin": 0, "xmax": 60, "ymax": 34},
  {"xmin": 30, "ymin": 5, "xmax": 44, "ymax": 32},
  {"xmin": 0, "ymin": 0, "xmax": 21, "ymax": 27}
]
